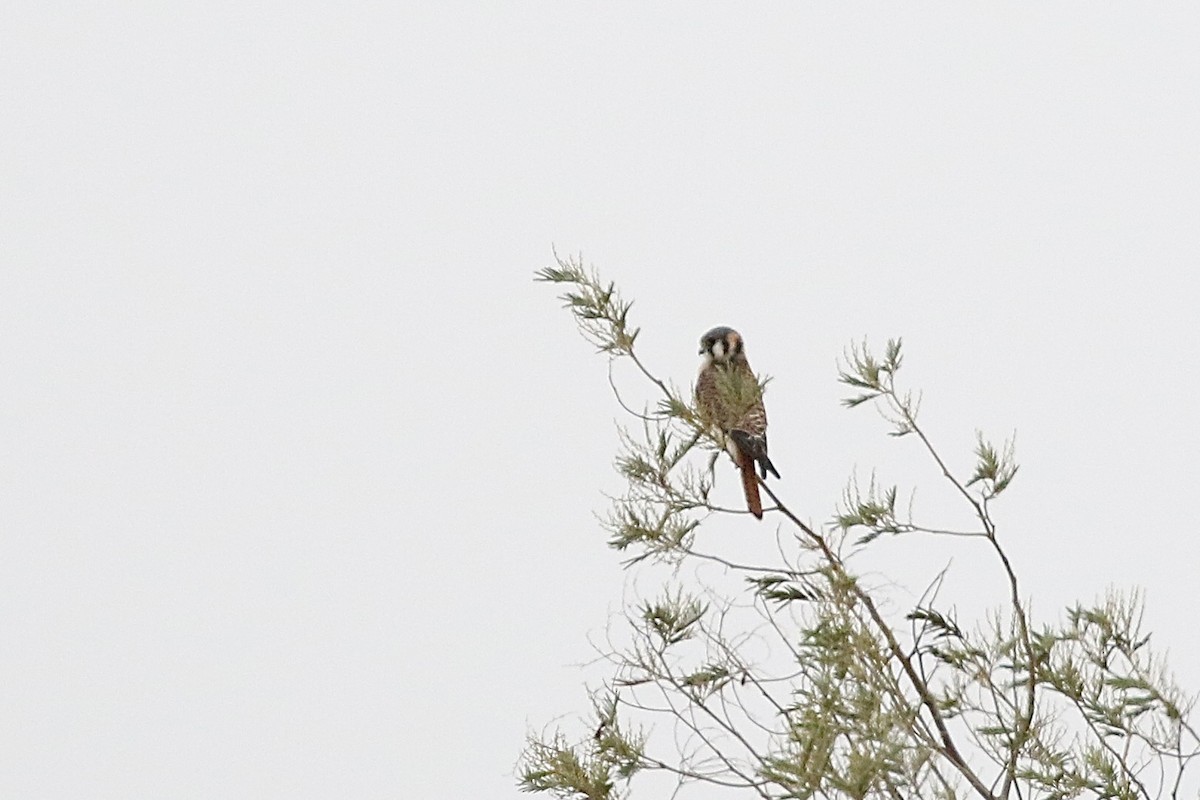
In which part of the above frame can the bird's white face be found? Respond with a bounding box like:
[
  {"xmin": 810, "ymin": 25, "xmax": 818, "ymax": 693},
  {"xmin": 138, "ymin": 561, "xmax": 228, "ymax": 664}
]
[{"xmin": 699, "ymin": 327, "xmax": 742, "ymax": 366}]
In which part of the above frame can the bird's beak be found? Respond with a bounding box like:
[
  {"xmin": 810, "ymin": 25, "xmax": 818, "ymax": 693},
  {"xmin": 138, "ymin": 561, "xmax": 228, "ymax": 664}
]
[{"xmin": 698, "ymin": 346, "xmax": 706, "ymax": 355}]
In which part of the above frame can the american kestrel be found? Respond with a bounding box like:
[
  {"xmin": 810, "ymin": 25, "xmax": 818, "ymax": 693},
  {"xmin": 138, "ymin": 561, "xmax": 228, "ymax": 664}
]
[{"xmin": 696, "ymin": 326, "xmax": 780, "ymax": 519}]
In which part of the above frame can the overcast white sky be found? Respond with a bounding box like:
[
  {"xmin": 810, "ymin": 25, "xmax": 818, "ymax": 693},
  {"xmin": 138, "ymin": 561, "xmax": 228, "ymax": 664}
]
[{"xmin": 3, "ymin": 3, "xmax": 1199, "ymax": 798}]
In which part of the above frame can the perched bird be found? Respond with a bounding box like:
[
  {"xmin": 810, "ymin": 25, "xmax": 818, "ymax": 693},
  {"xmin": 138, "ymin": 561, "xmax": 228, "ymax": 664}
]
[{"xmin": 696, "ymin": 326, "xmax": 780, "ymax": 519}]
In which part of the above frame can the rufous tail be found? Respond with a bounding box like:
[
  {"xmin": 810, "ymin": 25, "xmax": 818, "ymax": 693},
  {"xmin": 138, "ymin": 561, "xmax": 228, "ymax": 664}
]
[{"xmin": 739, "ymin": 459, "xmax": 763, "ymax": 519}]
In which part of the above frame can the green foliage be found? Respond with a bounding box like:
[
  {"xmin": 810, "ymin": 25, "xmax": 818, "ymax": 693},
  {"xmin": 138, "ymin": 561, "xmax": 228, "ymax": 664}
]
[
  {"xmin": 968, "ymin": 435, "xmax": 1020, "ymax": 499},
  {"xmin": 838, "ymin": 339, "xmax": 906, "ymax": 419},
  {"xmin": 747, "ymin": 574, "xmax": 820, "ymax": 605},
  {"xmin": 638, "ymin": 590, "xmax": 707, "ymax": 647},
  {"xmin": 519, "ymin": 692, "xmax": 646, "ymax": 800},
  {"xmin": 535, "ymin": 257, "xmax": 639, "ymax": 356},
  {"xmin": 836, "ymin": 476, "xmax": 907, "ymax": 544},
  {"xmin": 521, "ymin": 259, "xmax": 1197, "ymax": 800}
]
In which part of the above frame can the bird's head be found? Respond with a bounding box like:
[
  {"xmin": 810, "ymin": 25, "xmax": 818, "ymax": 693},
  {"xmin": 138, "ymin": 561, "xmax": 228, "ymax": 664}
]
[{"xmin": 699, "ymin": 326, "xmax": 744, "ymax": 364}]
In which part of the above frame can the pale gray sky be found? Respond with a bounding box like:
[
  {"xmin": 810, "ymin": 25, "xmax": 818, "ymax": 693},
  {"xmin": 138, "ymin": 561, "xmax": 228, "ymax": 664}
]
[{"xmin": 2, "ymin": 3, "xmax": 1199, "ymax": 798}]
